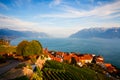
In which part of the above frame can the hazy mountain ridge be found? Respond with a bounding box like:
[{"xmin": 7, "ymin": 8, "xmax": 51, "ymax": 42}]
[
  {"xmin": 0, "ymin": 28, "xmax": 49, "ymax": 39},
  {"xmin": 70, "ymin": 27, "xmax": 120, "ymax": 38}
]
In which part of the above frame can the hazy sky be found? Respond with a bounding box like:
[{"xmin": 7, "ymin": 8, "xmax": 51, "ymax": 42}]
[{"xmin": 0, "ymin": 0, "xmax": 120, "ymax": 37}]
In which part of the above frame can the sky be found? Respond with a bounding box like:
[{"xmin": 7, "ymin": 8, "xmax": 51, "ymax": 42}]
[{"xmin": 0, "ymin": 0, "xmax": 120, "ymax": 37}]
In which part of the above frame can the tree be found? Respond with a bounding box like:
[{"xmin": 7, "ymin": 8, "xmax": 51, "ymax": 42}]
[
  {"xmin": 33, "ymin": 40, "xmax": 43, "ymax": 53},
  {"xmin": 16, "ymin": 40, "xmax": 43, "ymax": 56},
  {"xmin": 29, "ymin": 40, "xmax": 43, "ymax": 55},
  {"xmin": 16, "ymin": 40, "xmax": 29, "ymax": 56},
  {"xmin": 70, "ymin": 57, "xmax": 77, "ymax": 65}
]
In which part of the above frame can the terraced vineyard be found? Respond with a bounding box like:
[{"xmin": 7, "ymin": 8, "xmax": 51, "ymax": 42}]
[{"xmin": 42, "ymin": 60, "xmax": 110, "ymax": 80}]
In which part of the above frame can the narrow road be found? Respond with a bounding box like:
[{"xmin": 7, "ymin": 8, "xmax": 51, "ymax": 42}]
[{"xmin": 0, "ymin": 60, "xmax": 20, "ymax": 75}]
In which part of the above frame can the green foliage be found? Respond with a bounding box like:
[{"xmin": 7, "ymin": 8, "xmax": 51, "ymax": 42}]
[
  {"xmin": 42, "ymin": 60, "xmax": 110, "ymax": 80},
  {"xmin": 33, "ymin": 40, "xmax": 43, "ymax": 54},
  {"xmin": 16, "ymin": 40, "xmax": 43, "ymax": 56},
  {"xmin": 0, "ymin": 45, "xmax": 6, "ymax": 52},
  {"xmin": 31, "ymin": 67, "xmax": 43, "ymax": 80},
  {"xmin": 16, "ymin": 40, "xmax": 29, "ymax": 56},
  {"xmin": 36, "ymin": 67, "xmax": 43, "ymax": 77},
  {"xmin": 0, "ymin": 45, "xmax": 16, "ymax": 53},
  {"xmin": 87, "ymin": 63, "xmax": 106, "ymax": 73},
  {"xmin": 31, "ymin": 73, "xmax": 42, "ymax": 80},
  {"xmin": 44, "ymin": 60, "xmax": 64, "ymax": 70},
  {"xmin": 6, "ymin": 46, "xmax": 16, "ymax": 53},
  {"xmin": 70, "ymin": 57, "xmax": 77, "ymax": 65}
]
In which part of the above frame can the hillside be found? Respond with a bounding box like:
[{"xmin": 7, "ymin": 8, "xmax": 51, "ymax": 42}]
[
  {"xmin": 70, "ymin": 27, "xmax": 120, "ymax": 38},
  {"xmin": 0, "ymin": 28, "xmax": 49, "ymax": 39},
  {"xmin": 42, "ymin": 60, "xmax": 111, "ymax": 80}
]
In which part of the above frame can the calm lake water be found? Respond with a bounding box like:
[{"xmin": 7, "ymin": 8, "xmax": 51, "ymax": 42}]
[{"xmin": 11, "ymin": 37, "xmax": 120, "ymax": 68}]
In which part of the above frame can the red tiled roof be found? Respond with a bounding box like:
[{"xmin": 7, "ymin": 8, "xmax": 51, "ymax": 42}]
[
  {"xmin": 54, "ymin": 57, "xmax": 62, "ymax": 62},
  {"xmin": 43, "ymin": 48, "xmax": 95, "ymax": 63},
  {"xmin": 43, "ymin": 48, "xmax": 48, "ymax": 54},
  {"xmin": 56, "ymin": 52, "xmax": 64, "ymax": 56},
  {"xmin": 70, "ymin": 53, "xmax": 77, "ymax": 57},
  {"xmin": 96, "ymin": 59, "xmax": 103, "ymax": 63},
  {"xmin": 105, "ymin": 63, "xmax": 112, "ymax": 68},
  {"xmin": 105, "ymin": 63, "xmax": 116, "ymax": 72},
  {"xmin": 84, "ymin": 54, "xmax": 93, "ymax": 59},
  {"xmin": 97, "ymin": 57, "xmax": 104, "ymax": 60},
  {"xmin": 79, "ymin": 54, "xmax": 93, "ymax": 60},
  {"xmin": 48, "ymin": 54, "xmax": 54, "ymax": 60},
  {"xmin": 63, "ymin": 55, "xmax": 71, "ymax": 61},
  {"xmin": 96, "ymin": 56, "xmax": 104, "ymax": 60}
]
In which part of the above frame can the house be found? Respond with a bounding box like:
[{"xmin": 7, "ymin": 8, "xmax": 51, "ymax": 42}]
[
  {"xmin": 74, "ymin": 54, "xmax": 93, "ymax": 67},
  {"xmin": 47, "ymin": 53, "xmax": 54, "ymax": 60},
  {"xmin": 104, "ymin": 63, "xmax": 117, "ymax": 73},
  {"xmin": 105, "ymin": 63, "xmax": 112, "ymax": 68},
  {"xmin": 46, "ymin": 55, "xmax": 52, "ymax": 60},
  {"xmin": 63, "ymin": 54, "xmax": 71, "ymax": 63},
  {"xmin": 43, "ymin": 48, "xmax": 48, "ymax": 54},
  {"xmin": 83, "ymin": 54, "xmax": 93, "ymax": 63},
  {"xmin": 70, "ymin": 53, "xmax": 79, "ymax": 62},
  {"xmin": 79, "ymin": 54, "xmax": 93, "ymax": 64},
  {"xmin": 93, "ymin": 55, "xmax": 104, "ymax": 64},
  {"xmin": 77, "ymin": 62, "xmax": 83, "ymax": 67},
  {"xmin": 79, "ymin": 57, "xmax": 85, "ymax": 64},
  {"xmin": 53, "ymin": 57, "xmax": 63, "ymax": 62},
  {"xmin": 56, "ymin": 51, "xmax": 64, "ymax": 58}
]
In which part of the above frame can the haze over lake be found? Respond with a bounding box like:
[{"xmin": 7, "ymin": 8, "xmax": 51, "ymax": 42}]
[{"xmin": 11, "ymin": 37, "xmax": 120, "ymax": 68}]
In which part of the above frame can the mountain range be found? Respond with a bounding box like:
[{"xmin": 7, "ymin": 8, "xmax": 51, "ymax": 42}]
[
  {"xmin": 0, "ymin": 28, "xmax": 49, "ymax": 39},
  {"xmin": 70, "ymin": 27, "xmax": 120, "ymax": 39}
]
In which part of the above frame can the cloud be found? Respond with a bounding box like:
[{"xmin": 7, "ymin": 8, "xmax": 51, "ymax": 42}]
[
  {"xmin": 0, "ymin": 14, "xmax": 120, "ymax": 38},
  {"xmin": 49, "ymin": 0, "xmax": 62, "ymax": 7},
  {"xmin": 0, "ymin": 14, "xmax": 83, "ymax": 37},
  {"xmin": 75, "ymin": 0, "xmax": 81, "ymax": 5},
  {"xmin": 0, "ymin": 14, "xmax": 74, "ymax": 37},
  {"xmin": 82, "ymin": 22, "xmax": 120, "ymax": 28},
  {"xmin": 89, "ymin": 1, "xmax": 120, "ymax": 17},
  {"xmin": 0, "ymin": 2, "xmax": 9, "ymax": 10},
  {"xmin": 0, "ymin": 0, "xmax": 120, "ymax": 38},
  {"xmin": 54, "ymin": 0, "xmax": 61, "ymax": 5},
  {"xmin": 89, "ymin": 0, "xmax": 94, "ymax": 3},
  {"xmin": 12, "ymin": 0, "xmax": 31, "ymax": 8},
  {"xmin": 38, "ymin": 0, "xmax": 120, "ymax": 19},
  {"xmin": 36, "ymin": 26, "xmax": 82, "ymax": 38},
  {"xmin": 0, "ymin": 14, "xmax": 38, "ymax": 31}
]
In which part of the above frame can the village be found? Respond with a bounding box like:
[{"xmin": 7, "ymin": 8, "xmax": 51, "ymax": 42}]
[
  {"xmin": 0, "ymin": 39, "xmax": 120, "ymax": 80},
  {"xmin": 43, "ymin": 48, "xmax": 117, "ymax": 73}
]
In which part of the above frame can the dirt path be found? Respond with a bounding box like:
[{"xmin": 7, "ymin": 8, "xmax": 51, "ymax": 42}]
[{"xmin": 0, "ymin": 60, "xmax": 20, "ymax": 75}]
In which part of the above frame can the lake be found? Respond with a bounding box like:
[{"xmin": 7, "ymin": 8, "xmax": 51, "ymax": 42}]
[{"xmin": 11, "ymin": 37, "xmax": 120, "ymax": 68}]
